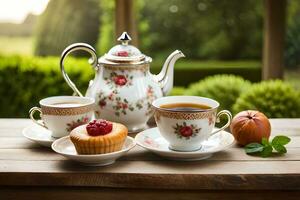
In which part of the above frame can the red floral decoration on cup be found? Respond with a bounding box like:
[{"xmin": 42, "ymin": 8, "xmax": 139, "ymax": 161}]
[
  {"xmin": 173, "ymin": 122, "xmax": 201, "ymax": 139},
  {"xmin": 66, "ymin": 116, "xmax": 90, "ymax": 132},
  {"xmin": 179, "ymin": 126, "xmax": 193, "ymax": 137}
]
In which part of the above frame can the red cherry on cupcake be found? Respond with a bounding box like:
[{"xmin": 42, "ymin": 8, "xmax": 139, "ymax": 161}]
[{"xmin": 86, "ymin": 119, "xmax": 113, "ymax": 136}]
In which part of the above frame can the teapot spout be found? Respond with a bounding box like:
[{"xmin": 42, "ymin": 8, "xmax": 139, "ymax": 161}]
[{"xmin": 155, "ymin": 50, "xmax": 185, "ymax": 95}]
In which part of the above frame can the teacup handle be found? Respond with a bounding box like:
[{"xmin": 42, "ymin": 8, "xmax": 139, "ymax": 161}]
[
  {"xmin": 210, "ymin": 110, "xmax": 232, "ymax": 136},
  {"xmin": 29, "ymin": 107, "xmax": 47, "ymax": 129}
]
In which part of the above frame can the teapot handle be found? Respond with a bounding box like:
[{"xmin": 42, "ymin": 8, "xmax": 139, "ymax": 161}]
[{"xmin": 60, "ymin": 43, "xmax": 98, "ymax": 97}]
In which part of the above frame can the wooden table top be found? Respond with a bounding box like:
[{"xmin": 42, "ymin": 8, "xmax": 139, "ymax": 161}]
[{"xmin": 0, "ymin": 118, "xmax": 299, "ymax": 190}]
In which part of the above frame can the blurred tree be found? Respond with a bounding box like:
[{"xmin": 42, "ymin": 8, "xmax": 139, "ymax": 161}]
[
  {"xmin": 138, "ymin": 0, "xmax": 263, "ymax": 60},
  {"xmin": 285, "ymin": 0, "xmax": 300, "ymax": 68},
  {"xmin": 34, "ymin": 0, "xmax": 100, "ymax": 56},
  {"xmin": 97, "ymin": 0, "xmax": 115, "ymax": 55}
]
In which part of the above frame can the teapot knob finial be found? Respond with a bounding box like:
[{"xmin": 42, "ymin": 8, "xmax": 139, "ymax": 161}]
[{"xmin": 117, "ymin": 32, "xmax": 132, "ymax": 45}]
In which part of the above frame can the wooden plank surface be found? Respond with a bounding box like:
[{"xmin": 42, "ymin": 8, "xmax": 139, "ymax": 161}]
[
  {"xmin": 0, "ymin": 119, "xmax": 299, "ymax": 190},
  {"xmin": 0, "ymin": 169, "xmax": 299, "ymax": 190},
  {"xmin": 1, "ymin": 187, "xmax": 300, "ymax": 200}
]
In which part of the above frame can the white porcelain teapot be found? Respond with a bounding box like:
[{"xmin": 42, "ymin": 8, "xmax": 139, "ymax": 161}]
[{"xmin": 60, "ymin": 32, "xmax": 184, "ymax": 132}]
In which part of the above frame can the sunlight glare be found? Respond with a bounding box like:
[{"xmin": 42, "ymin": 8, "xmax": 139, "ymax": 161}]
[{"xmin": 0, "ymin": 0, "xmax": 49, "ymax": 23}]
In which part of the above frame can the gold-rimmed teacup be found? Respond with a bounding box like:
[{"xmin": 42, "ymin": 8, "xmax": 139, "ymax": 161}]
[
  {"xmin": 29, "ymin": 96, "xmax": 94, "ymax": 138},
  {"xmin": 152, "ymin": 96, "xmax": 232, "ymax": 152}
]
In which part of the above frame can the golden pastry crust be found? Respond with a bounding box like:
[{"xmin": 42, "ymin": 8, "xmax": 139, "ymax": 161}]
[{"xmin": 70, "ymin": 122, "xmax": 128, "ymax": 154}]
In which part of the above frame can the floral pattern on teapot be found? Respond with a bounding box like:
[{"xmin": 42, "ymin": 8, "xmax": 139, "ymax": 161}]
[
  {"xmin": 96, "ymin": 76, "xmax": 157, "ymax": 118},
  {"xmin": 104, "ymin": 71, "xmax": 133, "ymax": 88}
]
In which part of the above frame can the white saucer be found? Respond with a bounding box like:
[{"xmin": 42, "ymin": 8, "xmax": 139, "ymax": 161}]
[
  {"xmin": 52, "ymin": 136, "xmax": 136, "ymax": 166},
  {"xmin": 22, "ymin": 124, "xmax": 57, "ymax": 147},
  {"xmin": 135, "ymin": 127, "xmax": 235, "ymax": 161}
]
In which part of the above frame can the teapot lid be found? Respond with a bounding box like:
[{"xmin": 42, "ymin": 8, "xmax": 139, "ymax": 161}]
[{"xmin": 98, "ymin": 32, "xmax": 152, "ymax": 65}]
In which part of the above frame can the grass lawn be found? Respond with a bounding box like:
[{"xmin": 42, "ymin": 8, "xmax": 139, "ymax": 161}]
[{"xmin": 0, "ymin": 36, "xmax": 33, "ymax": 55}]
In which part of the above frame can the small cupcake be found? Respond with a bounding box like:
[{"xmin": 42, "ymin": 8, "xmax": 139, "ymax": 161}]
[{"xmin": 70, "ymin": 119, "xmax": 128, "ymax": 154}]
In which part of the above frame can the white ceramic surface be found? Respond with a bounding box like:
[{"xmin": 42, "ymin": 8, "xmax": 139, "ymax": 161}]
[
  {"xmin": 60, "ymin": 33, "xmax": 185, "ymax": 133},
  {"xmin": 52, "ymin": 136, "xmax": 136, "ymax": 166},
  {"xmin": 22, "ymin": 123, "xmax": 56, "ymax": 147},
  {"xmin": 152, "ymin": 96, "xmax": 232, "ymax": 151},
  {"xmin": 29, "ymin": 96, "xmax": 95, "ymax": 138},
  {"xmin": 135, "ymin": 127, "xmax": 235, "ymax": 161}
]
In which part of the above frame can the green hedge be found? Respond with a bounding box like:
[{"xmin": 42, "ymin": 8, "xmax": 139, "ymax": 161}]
[
  {"xmin": 233, "ymin": 80, "xmax": 300, "ymax": 118},
  {"xmin": 0, "ymin": 55, "xmax": 261, "ymax": 117},
  {"xmin": 171, "ymin": 77, "xmax": 300, "ymax": 118},
  {"xmin": 185, "ymin": 75, "xmax": 251, "ymax": 112},
  {"xmin": 0, "ymin": 55, "xmax": 92, "ymax": 117},
  {"xmin": 151, "ymin": 60, "xmax": 261, "ymax": 86}
]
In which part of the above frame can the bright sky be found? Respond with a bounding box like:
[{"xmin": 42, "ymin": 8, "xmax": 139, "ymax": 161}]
[{"xmin": 0, "ymin": 0, "xmax": 49, "ymax": 23}]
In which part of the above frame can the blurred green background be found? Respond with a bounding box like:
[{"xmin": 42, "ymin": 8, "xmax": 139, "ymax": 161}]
[{"xmin": 0, "ymin": 0, "xmax": 299, "ymax": 118}]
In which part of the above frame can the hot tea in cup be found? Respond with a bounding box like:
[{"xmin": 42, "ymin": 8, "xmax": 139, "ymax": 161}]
[
  {"xmin": 29, "ymin": 96, "xmax": 95, "ymax": 138},
  {"xmin": 152, "ymin": 96, "xmax": 232, "ymax": 151},
  {"xmin": 159, "ymin": 102, "xmax": 212, "ymax": 111}
]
